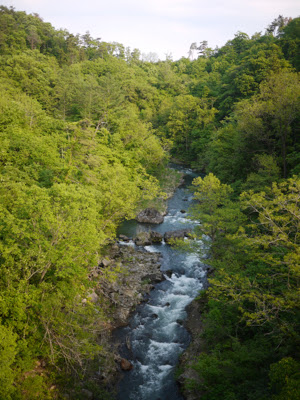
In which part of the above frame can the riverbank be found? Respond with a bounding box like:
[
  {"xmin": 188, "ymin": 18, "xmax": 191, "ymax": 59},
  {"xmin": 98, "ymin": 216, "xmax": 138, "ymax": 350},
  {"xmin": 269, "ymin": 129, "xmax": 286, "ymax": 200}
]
[
  {"xmin": 75, "ymin": 243, "xmax": 166, "ymax": 398},
  {"xmin": 176, "ymin": 295, "xmax": 207, "ymax": 400}
]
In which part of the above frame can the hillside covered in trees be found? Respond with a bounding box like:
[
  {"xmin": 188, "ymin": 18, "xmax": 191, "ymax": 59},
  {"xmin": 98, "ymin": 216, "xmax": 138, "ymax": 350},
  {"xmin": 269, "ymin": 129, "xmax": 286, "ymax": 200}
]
[{"xmin": 0, "ymin": 5, "xmax": 299, "ymax": 400}]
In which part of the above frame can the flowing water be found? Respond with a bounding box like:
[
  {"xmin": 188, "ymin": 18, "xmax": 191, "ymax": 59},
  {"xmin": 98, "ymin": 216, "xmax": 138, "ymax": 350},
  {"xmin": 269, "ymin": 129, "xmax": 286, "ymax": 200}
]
[{"xmin": 114, "ymin": 166, "xmax": 207, "ymax": 400}]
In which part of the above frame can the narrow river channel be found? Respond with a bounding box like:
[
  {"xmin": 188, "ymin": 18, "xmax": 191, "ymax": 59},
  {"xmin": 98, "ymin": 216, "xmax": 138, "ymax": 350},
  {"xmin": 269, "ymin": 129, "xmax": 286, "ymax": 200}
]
[{"xmin": 114, "ymin": 166, "xmax": 207, "ymax": 400}]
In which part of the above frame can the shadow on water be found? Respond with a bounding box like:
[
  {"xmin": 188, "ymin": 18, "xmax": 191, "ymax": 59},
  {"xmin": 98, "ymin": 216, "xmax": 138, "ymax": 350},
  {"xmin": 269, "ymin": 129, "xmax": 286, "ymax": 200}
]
[{"xmin": 113, "ymin": 166, "xmax": 206, "ymax": 400}]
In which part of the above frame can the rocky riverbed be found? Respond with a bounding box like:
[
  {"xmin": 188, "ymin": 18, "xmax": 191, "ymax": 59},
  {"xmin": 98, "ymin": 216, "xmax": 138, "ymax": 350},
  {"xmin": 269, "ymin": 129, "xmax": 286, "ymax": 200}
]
[
  {"xmin": 86, "ymin": 242, "xmax": 166, "ymax": 392},
  {"xmin": 98, "ymin": 244, "xmax": 164, "ymax": 328},
  {"xmin": 92, "ymin": 165, "xmax": 205, "ymax": 399}
]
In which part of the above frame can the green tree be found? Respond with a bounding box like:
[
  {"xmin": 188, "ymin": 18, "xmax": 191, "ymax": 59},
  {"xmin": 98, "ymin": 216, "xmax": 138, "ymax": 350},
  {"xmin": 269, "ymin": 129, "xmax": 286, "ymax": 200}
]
[
  {"xmin": 165, "ymin": 95, "xmax": 216, "ymax": 163},
  {"xmin": 236, "ymin": 70, "xmax": 300, "ymax": 178},
  {"xmin": 189, "ymin": 174, "xmax": 245, "ymax": 257},
  {"xmin": 279, "ymin": 17, "xmax": 300, "ymax": 70}
]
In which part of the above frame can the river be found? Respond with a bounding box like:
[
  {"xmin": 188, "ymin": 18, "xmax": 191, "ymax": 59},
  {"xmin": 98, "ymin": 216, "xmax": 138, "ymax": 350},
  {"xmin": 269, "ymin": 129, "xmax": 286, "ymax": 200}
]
[{"xmin": 114, "ymin": 166, "xmax": 207, "ymax": 400}]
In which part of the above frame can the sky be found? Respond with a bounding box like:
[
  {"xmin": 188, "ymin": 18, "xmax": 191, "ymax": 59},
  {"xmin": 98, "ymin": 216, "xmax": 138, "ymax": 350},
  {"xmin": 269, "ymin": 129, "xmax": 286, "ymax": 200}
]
[{"xmin": 2, "ymin": 0, "xmax": 299, "ymax": 60}]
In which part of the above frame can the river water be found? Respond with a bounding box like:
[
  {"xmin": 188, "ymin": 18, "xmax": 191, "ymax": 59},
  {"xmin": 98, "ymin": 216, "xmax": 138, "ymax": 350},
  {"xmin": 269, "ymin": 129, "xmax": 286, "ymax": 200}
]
[{"xmin": 114, "ymin": 166, "xmax": 207, "ymax": 400}]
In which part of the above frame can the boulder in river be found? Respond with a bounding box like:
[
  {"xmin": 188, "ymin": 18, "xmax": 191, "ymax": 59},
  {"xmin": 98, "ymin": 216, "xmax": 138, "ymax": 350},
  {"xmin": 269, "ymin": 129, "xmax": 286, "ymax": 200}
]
[
  {"xmin": 134, "ymin": 232, "xmax": 152, "ymax": 246},
  {"xmin": 120, "ymin": 358, "xmax": 133, "ymax": 371},
  {"xmin": 164, "ymin": 228, "xmax": 192, "ymax": 243},
  {"xmin": 136, "ymin": 208, "xmax": 164, "ymax": 224},
  {"xmin": 150, "ymin": 231, "xmax": 163, "ymax": 243}
]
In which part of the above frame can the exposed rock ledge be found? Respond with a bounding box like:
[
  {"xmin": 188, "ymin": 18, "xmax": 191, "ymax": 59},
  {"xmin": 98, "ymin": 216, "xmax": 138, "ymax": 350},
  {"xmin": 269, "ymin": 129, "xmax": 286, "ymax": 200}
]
[
  {"xmin": 88, "ymin": 243, "xmax": 164, "ymax": 392},
  {"xmin": 97, "ymin": 244, "xmax": 163, "ymax": 328}
]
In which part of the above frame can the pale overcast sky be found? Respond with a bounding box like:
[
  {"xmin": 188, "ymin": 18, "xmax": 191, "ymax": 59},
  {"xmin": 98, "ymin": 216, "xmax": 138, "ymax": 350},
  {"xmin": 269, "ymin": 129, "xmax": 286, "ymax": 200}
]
[{"xmin": 2, "ymin": 0, "xmax": 299, "ymax": 60}]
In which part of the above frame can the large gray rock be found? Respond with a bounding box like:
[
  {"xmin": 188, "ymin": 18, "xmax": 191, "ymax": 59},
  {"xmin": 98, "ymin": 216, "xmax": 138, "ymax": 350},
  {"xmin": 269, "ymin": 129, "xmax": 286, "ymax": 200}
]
[
  {"xmin": 164, "ymin": 229, "xmax": 192, "ymax": 244},
  {"xmin": 136, "ymin": 208, "xmax": 164, "ymax": 224}
]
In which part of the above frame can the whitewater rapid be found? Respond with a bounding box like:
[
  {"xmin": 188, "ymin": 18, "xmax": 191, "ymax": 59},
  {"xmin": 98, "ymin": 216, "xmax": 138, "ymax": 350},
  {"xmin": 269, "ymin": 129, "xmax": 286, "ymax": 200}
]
[{"xmin": 115, "ymin": 167, "xmax": 206, "ymax": 400}]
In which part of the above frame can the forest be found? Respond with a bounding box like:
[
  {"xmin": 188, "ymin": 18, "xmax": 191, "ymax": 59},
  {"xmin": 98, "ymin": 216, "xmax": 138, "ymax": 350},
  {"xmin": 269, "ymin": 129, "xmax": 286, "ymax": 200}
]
[{"xmin": 0, "ymin": 5, "xmax": 299, "ymax": 399}]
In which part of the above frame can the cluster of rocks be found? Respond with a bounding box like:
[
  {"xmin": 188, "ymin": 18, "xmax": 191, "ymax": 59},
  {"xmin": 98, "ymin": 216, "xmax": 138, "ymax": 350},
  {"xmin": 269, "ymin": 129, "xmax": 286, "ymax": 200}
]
[
  {"xmin": 119, "ymin": 231, "xmax": 161, "ymax": 246},
  {"xmin": 120, "ymin": 228, "xmax": 192, "ymax": 247}
]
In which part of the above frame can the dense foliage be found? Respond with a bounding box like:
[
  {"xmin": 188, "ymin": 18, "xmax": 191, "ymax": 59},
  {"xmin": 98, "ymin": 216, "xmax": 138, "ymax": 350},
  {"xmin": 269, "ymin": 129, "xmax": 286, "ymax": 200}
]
[
  {"xmin": 0, "ymin": 5, "xmax": 299, "ymax": 399},
  {"xmin": 0, "ymin": 5, "xmax": 168, "ymax": 399},
  {"xmin": 187, "ymin": 174, "xmax": 300, "ymax": 400},
  {"xmin": 179, "ymin": 17, "xmax": 300, "ymax": 400}
]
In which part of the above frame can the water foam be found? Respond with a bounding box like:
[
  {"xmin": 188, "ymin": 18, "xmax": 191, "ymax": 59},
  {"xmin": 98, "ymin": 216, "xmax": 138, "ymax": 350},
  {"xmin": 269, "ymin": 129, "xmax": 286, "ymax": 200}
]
[{"xmin": 119, "ymin": 240, "xmax": 135, "ymax": 247}]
